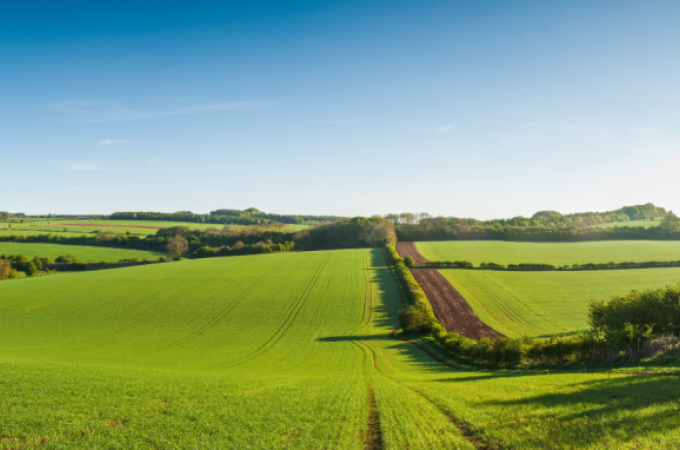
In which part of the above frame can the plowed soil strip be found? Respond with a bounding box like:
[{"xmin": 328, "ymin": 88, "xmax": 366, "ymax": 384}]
[
  {"xmin": 396, "ymin": 242, "xmax": 503, "ymax": 340},
  {"xmin": 47, "ymin": 223, "xmax": 162, "ymax": 230},
  {"xmin": 396, "ymin": 242, "xmax": 428, "ymax": 265}
]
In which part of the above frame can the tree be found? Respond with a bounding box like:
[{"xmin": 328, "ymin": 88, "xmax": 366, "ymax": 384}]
[
  {"xmin": 0, "ymin": 212, "xmax": 8, "ymax": 222},
  {"xmin": 660, "ymin": 211, "xmax": 680, "ymax": 232},
  {"xmin": 404, "ymin": 256, "xmax": 415, "ymax": 268},
  {"xmin": 0, "ymin": 260, "xmax": 10, "ymax": 280},
  {"xmin": 24, "ymin": 261, "xmax": 38, "ymax": 277},
  {"xmin": 167, "ymin": 235, "xmax": 189, "ymax": 259}
]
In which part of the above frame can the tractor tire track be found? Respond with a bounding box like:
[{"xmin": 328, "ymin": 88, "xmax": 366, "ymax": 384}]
[{"xmin": 221, "ymin": 252, "xmax": 334, "ymax": 368}]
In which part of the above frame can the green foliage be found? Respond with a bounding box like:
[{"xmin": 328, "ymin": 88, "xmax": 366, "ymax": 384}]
[
  {"xmin": 294, "ymin": 217, "xmax": 395, "ymax": 250},
  {"xmin": 589, "ymin": 284, "xmax": 680, "ymax": 342},
  {"xmin": 110, "ymin": 208, "xmax": 342, "ymax": 226},
  {"xmin": 403, "ymin": 256, "xmax": 415, "ymax": 268}
]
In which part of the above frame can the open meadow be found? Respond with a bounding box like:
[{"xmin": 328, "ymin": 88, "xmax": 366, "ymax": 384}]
[
  {"xmin": 1, "ymin": 250, "xmax": 680, "ymax": 448},
  {"xmin": 439, "ymin": 268, "xmax": 680, "ymax": 337},
  {"xmin": 416, "ymin": 240, "xmax": 680, "ymax": 266},
  {"xmin": 0, "ymin": 243, "xmax": 165, "ymax": 262},
  {"xmin": 6, "ymin": 218, "xmax": 309, "ymax": 235}
]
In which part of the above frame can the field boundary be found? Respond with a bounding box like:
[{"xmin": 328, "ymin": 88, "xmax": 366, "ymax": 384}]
[{"xmin": 395, "ymin": 243, "xmax": 503, "ymax": 339}]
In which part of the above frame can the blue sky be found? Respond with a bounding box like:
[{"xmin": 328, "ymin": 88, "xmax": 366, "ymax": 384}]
[{"xmin": 2, "ymin": 1, "xmax": 679, "ymax": 219}]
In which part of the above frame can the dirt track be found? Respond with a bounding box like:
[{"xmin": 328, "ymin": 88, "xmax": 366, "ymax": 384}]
[
  {"xmin": 47, "ymin": 223, "xmax": 162, "ymax": 230},
  {"xmin": 396, "ymin": 242, "xmax": 503, "ymax": 340}
]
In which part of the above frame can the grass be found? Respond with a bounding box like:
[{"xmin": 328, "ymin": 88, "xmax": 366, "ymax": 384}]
[
  {"xmin": 1, "ymin": 250, "xmax": 679, "ymax": 448},
  {"xmin": 0, "ymin": 243, "xmax": 165, "ymax": 262},
  {"xmin": 416, "ymin": 240, "xmax": 680, "ymax": 266},
  {"xmin": 594, "ymin": 220, "xmax": 660, "ymax": 229},
  {"xmin": 439, "ymin": 267, "xmax": 680, "ymax": 337},
  {"xmin": 7, "ymin": 218, "xmax": 309, "ymax": 235}
]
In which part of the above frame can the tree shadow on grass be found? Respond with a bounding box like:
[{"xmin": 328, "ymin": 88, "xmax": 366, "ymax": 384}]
[{"xmin": 473, "ymin": 375, "xmax": 680, "ymax": 448}]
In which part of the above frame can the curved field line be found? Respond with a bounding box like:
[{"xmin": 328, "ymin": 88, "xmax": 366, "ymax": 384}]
[
  {"xmin": 220, "ymin": 252, "xmax": 334, "ymax": 368},
  {"xmin": 149, "ymin": 260, "xmax": 291, "ymax": 351},
  {"xmin": 447, "ymin": 271, "xmax": 548, "ymax": 337}
]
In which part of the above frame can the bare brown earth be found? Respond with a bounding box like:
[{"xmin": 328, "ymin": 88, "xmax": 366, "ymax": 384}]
[
  {"xmin": 396, "ymin": 242, "xmax": 504, "ymax": 340},
  {"xmin": 47, "ymin": 223, "xmax": 162, "ymax": 230}
]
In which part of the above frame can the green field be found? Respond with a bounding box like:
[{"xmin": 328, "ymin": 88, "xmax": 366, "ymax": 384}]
[
  {"xmin": 0, "ymin": 229, "xmax": 88, "ymax": 238},
  {"xmin": 7, "ymin": 218, "xmax": 309, "ymax": 235},
  {"xmin": 440, "ymin": 268, "xmax": 680, "ymax": 337},
  {"xmin": 594, "ymin": 220, "xmax": 660, "ymax": 229},
  {"xmin": 0, "ymin": 243, "xmax": 165, "ymax": 262},
  {"xmin": 416, "ymin": 240, "xmax": 680, "ymax": 266},
  {"xmin": 1, "ymin": 250, "xmax": 680, "ymax": 448}
]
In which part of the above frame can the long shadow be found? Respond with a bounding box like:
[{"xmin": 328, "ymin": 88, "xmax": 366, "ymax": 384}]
[{"xmin": 473, "ymin": 375, "xmax": 680, "ymax": 447}]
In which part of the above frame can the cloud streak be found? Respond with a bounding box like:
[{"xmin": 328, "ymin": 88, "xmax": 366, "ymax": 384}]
[
  {"xmin": 98, "ymin": 139, "xmax": 128, "ymax": 145},
  {"xmin": 56, "ymin": 100, "xmax": 263, "ymax": 123}
]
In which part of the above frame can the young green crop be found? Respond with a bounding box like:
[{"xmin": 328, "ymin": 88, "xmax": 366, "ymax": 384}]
[
  {"xmin": 439, "ymin": 267, "xmax": 680, "ymax": 337},
  {"xmin": 417, "ymin": 240, "xmax": 680, "ymax": 266},
  {"xmin": 1, "ymin": 249, "xmax": 679, "ymax": 449},
  {"xmin": 0, "ymin": 242, "xmax": 164, "ymax": 263}
]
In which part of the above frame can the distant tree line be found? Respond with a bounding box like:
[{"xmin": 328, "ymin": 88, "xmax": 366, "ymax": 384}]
[
  {"xmin": 391, "ymin": 209, "xmax": 680, "ymax": 242},
  {"xmin": 0, "ymin": 217, "xmax": 395, "ymax": 259},
  {"xmin": 109, "ymin": 207, "xmax": 343, "ymax": 226}
]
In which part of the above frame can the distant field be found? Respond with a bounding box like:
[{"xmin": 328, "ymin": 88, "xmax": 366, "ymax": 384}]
[
  {"xmin": 0, "ymin": 243, "xmax": 164, "ymax": 262},
  {"xmin": 0, "ymin": 229, "xmax": 87, "ymax": 238},
  {"xmin": 7, "ymin": 219, "xmax": 308, "ymax": 235},
  {"xmin": 416, "ymin": 240, "xmax": 680, "ymax": 266},
  {"xmin": 593, "ymin": 220, "xmax": 660, "ymax": 229},
  {"xmin": 440, "ymin": 268, "xmax": 680, "ymax": 338}
]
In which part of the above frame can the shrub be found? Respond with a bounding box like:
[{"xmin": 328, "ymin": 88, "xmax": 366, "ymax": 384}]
[
  {"xmin": 24, "ymin": 261, "xmax": 38, "ymax": 277},
  {"xmin": 404, "ymin": 256, "xmax": 415, "ymax": 268}
]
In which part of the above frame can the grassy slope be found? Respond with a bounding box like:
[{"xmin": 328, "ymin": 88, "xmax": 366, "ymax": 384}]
[
  {"xmin": 417, "ymin": 240, "xmax": 680, "ymax": 266},
  {"xmin": 1, "ymin": 250, "xmax": 679, "ymax": 449},
  {"xmin": 0, "ymin": 243, "xmax": 164, "ymax": 262},
  {"xmin": 439, "ymin": 268, "xmax": 680, "ymax": 337}
]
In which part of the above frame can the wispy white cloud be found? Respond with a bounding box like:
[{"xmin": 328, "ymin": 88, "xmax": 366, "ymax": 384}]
[
  {"xmin": 317, "ymin": 118, "xmax": 364, "ymax": 125},
  {"xmin": 406, "ymin": 125, "xmax": 454, "ymax": 133},
  {"xmin": 98, "ymin": 139, "xmax": 127, "ymax": 145},
  {"xmin": 55, "ymin": 100, "xmax": 263, "ymax": 123},
  {"xmin": 146, "ymin": 157, "xmax": 162, "ymax": 165},
  {"xmin": 66, "ymin": 163, "xmax": 104, "ymax": 171}
]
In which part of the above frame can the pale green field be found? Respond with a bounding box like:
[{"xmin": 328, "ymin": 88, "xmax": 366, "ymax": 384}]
[
  {"xmin": 0, "ymin": 243, "xmax": 165, "ymax": 262},
  {"xmin": 440, "ymin": 268, "xmax": 680, "ymax": 338},
  {"xmin": 594, "ymin": 220, "xmax": 660, "ymax": 229},
  {"xmin": 1, "ymin": 251, "xmax": 679, "ymax": 448},
  {"xmin": 416, "ymin": 240, "xmax": 680, "ymax": 266},
  {"xmin": 8, "ymin": 219, "xmax": 308, "ymax": 235},
  {"xmin": 0, "ymin": 229, "xmax": 87, "ymax": 238}
]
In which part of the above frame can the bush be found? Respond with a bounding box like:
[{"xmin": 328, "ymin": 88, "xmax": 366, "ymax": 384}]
[
  {"xmin": 23, "ymin": 261, "xmax": 38, "ymax": 277},
  {"xmin": 404, "ymin": 256, "xmax": 415, "ymax": 268}
]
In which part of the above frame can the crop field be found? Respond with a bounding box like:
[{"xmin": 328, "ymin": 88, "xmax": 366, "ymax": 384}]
[
  {"xmin": 439, "ymin": 268, "xmax": 680, "ymax": 337},
  {"xmin": 0, "ymin": 243, "xmax": 165, "ymax": 262},
  {"xmin": 1, "ymin": 250, "xmax": 679, "ymax": 449},
  {"xmin": 0, "ymin": 229, "xmax": 87, "ymax": 238},
  {"xmin": 416, "ymin": 240, "xmax": 680, "ymax": 266},
  {"xmin": 594, "ymin": 220, "xmax": 660, "ymax": 229},
  {"xmin": 8, "ymin": 218, "xmax": 309, "ymax": 235}
]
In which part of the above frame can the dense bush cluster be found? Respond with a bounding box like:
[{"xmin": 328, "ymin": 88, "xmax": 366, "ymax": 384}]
[
  {"xmin": 0, "ymin": 254, "xmax": 47, "ymax": 279},
  {"xmin": 293, "ymin": 217, "xmax": 395, "ymax": 250},
  {"xmin": 192, "ymin": 240, "xmax": 295, "ymax": 258}
]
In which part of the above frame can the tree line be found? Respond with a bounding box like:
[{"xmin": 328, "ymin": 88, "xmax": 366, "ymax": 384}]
[
  {"xmin": 110, "ymin": 207, "xmax": 343, "ymax": 226},
  {"xmin": 0, "ymin": 217, "xmax": 395, "ymax": 260}
]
